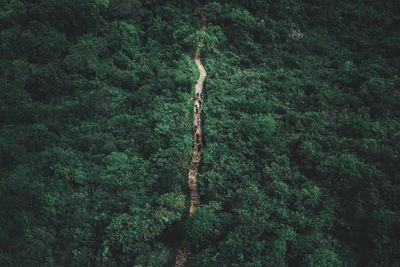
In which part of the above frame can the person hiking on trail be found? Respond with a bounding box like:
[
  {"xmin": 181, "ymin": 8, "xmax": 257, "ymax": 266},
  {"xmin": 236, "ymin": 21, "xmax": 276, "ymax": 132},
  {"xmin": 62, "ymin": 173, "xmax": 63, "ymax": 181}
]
[{"xmin": 175, "ymin": 6, "xmax": 207, "ymax": 265}]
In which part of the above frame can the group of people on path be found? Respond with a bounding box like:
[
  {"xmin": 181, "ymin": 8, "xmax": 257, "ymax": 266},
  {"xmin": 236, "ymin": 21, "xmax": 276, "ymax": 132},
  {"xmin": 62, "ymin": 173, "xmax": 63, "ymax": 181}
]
[
  {"xmin": 194, "ymin": 92, "xmax": 203, "ymax": 153},
  {"xmin": 174, "ymin": 5, "xmax": 207, "ymax": 267}
]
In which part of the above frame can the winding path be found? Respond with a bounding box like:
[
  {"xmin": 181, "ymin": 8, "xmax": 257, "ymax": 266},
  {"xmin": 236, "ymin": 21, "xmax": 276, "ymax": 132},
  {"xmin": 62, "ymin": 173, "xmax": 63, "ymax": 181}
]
[{"xmin": 174, "ymin": 6, "xmax": 207, "ymax": 267}]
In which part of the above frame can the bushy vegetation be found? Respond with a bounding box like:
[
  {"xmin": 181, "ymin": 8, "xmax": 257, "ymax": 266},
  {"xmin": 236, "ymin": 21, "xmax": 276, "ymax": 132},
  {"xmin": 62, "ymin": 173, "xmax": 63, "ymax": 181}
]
[
  {"xmin": 0, "ymin": 1, "xmax": 199, "ymax": 266},
  {"xmin": 1, "ymin": 0, "xmax": 399, "ymax": 266}
]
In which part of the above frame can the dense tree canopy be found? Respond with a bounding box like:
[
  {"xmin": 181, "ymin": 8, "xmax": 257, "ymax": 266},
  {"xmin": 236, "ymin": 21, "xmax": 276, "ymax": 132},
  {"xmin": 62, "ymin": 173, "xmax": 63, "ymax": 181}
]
[{"xmin": 1, "ymin": 0, "xmax": 399, "ymax": 266}]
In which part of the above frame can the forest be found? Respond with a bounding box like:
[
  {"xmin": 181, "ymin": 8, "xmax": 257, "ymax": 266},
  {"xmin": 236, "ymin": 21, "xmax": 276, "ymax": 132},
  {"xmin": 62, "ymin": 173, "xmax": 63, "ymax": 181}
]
[{"xmin": 0, "ymin": 0, "xmax": 399, "ymax": 266}]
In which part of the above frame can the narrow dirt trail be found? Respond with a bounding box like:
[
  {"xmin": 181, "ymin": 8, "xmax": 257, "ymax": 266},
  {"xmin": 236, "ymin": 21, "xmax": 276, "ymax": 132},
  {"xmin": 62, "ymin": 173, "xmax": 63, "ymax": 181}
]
[{"xmin": 174, "ymin": 6, "xmax": 207, "ymax": 267}]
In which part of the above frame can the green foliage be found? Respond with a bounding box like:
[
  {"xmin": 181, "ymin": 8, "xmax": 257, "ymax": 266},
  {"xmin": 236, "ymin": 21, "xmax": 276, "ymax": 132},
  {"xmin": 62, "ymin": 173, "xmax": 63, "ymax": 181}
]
[
  {"xmin": 187, "ymin": 203, "xmax": 223, "ymax": 245},
  {"xmin": 0, "ymin": 1, "xmax": 198, "ymax": 266},
  {"xmin": 184, "ymin": 30, "xmax": 221, "ymax": 54},
  {"xmin": 193, "ymin": 0, "xmax": 400, "ymax": 266},
  {"xmin": 19, "ymin": 22, "xmax": 69, "ymax": 63},
  {"xmin": 302, "ymin": 248, "xmax": 343, "ymax": 267},
  {"xmin": 1, "ymin": 0, "xmax": 399, "ymax": 266},
  {"xmin": 25, "ymin": 63, "xmax": 71, "ymax": 101},
  {"xmin": 229, "ymin": 7, "xmax": 260, "ymax": 30},
  {"xmin": 108, "ymin": 0, "xmax": 142, "ymax": 19}
]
